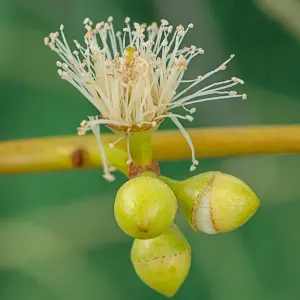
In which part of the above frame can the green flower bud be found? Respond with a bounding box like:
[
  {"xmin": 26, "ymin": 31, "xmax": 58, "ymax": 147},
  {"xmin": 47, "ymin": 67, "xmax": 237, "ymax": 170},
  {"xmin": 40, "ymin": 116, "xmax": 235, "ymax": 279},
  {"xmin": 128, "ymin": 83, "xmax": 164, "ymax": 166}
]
[
  {"xmin": 161, "ymin": 171, "xmax": 260, "ymax": 234},
  {"xmin": 131, "ymin": 224, "xmax": 191, "ymax": 297},
  {"xmin": 114, "ymin": 176, "xmax": 177, "ymax": 239}
]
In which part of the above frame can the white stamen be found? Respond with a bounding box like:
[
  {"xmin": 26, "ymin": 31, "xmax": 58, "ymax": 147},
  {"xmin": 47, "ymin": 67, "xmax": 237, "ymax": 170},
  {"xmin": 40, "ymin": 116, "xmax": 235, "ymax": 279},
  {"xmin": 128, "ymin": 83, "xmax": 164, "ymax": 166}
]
[
  {"xmin": 109, "ymin": 135, "xmax": 125, "ymax": 148},
  {"xmin": 170, "ymin": 116, "xmax": 198, "ymax": 172},
  {"xmin": 90, "ymin": 116, "xmax": 115, "ymax": 182}
]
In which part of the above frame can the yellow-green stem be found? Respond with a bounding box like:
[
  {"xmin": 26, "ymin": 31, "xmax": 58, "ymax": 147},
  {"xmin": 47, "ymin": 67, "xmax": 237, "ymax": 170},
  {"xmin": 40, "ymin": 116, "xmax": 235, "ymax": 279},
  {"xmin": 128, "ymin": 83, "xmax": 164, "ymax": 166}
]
[{"xmin": 130, "ymin": 129, "xmax": 154, "ymax": 167}]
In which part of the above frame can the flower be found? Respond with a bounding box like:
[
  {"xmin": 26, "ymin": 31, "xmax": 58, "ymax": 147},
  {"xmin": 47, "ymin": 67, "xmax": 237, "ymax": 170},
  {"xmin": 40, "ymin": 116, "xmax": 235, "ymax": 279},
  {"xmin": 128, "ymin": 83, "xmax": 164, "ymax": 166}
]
[{"xmin": 45, "ymin": 17, "xmax": 246, "ymax": 181}]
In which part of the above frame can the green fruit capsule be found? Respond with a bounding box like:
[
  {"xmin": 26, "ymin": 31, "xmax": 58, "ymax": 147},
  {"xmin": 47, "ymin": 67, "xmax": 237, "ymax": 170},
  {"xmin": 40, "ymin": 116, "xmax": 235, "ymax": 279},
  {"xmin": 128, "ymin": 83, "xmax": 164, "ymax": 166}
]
[
  {"xmin": 161, "ymin": 171, "xmax": 260, "ymax": 234},
  {"xmin": 131, "ymin": 224, "xmax": 191, "ymax": 297},
  {"xmin": 114, "ymin": 176, "xmax": 177, "ymax": 239}
]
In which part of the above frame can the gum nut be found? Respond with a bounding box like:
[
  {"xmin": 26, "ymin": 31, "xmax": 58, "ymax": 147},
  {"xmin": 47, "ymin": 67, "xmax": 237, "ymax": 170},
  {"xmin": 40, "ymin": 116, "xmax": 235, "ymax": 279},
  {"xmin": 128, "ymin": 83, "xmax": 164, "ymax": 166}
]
[
  {"xmin": 114, "ymin": 176, "xmax": 178, "ymax": 239},
  {"xmin": 162, "ymin": 171, "xmax": 260, "ymax": 234},
  {"xmin": 131, "ymin": 224, "xmax": 191, "ymax": 297}
]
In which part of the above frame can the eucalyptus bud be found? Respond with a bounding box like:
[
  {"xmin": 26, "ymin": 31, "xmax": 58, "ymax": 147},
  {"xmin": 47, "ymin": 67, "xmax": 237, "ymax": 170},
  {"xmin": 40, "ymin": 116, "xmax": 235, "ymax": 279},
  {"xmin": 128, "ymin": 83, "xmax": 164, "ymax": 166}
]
[
  {"xmin": 161, "ymin": 171, "xmax": 260, "ymax": 234},
  {"xmin": 114, "ymin": 176, "xmax": 177, "ymax": 239},
  {"xmin": 131, "ymin": 224, "xmax": 191, "ymax": 297}
]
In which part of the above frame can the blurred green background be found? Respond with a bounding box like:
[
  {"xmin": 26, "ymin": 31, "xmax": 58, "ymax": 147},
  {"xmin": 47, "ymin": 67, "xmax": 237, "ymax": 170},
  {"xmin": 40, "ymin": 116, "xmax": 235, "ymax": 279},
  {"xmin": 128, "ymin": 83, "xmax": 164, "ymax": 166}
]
[{"xmin": 1, "ymin": 0, "xmax": 300, "ymax": 299}]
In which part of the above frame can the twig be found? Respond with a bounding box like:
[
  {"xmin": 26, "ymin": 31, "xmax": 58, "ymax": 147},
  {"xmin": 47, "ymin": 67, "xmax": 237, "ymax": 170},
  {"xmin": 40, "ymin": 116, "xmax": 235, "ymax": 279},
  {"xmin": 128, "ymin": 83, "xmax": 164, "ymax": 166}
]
[{"xmin": 0, "ymin": 125, "xmax": 300, "ymax": 175}]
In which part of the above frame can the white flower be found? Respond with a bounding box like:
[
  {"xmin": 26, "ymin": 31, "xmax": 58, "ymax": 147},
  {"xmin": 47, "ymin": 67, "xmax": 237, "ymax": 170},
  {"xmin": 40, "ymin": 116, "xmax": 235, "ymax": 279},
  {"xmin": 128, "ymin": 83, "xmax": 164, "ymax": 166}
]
[{"xmin": 45, "ymin": 17, "xmax": 246, "ymax": 181}]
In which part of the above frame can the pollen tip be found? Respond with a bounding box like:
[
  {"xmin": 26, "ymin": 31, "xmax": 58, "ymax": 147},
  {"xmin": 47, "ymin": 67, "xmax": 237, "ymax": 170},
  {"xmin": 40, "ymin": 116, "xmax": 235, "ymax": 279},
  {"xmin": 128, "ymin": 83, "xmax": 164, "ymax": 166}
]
[
  {"xmin": 103, "ymin": 173, "xmax": 115, "ymax": 182},
  {"xmin": 186, "ymin": 115, "xmax": 194, "ymax": 122},
  {"xmin": 161, "ymin": 19, "xmax": 169, "ymax": 25},
  {"xmin": 190, "ymin": 165, "xmax": 196, "ymax": 172},
  {"xmin": 44, "ymin": 37, "xmax": 49, "ymax": 46},
  {"xmin": 80, "ymin": 120, "xmax": 87, "ymax": 126},
  {"xmin": 83, "ymin": 18, "xmax": 90, "ymax": 25},
  {"xmin": 77, "ymin": 129, "xmax": 86, "ymax": 136},
  {"xmin": 198, "ymin": 48, "xmax": 204, "ymax": 54}
]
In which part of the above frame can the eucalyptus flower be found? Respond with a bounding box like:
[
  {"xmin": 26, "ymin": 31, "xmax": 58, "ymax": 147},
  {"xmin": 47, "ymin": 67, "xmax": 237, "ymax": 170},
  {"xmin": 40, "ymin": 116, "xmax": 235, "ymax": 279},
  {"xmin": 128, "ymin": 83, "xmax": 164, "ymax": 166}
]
[{"xmin": 45, "ymin": 17, "xmax": 246, "ymax": 181}]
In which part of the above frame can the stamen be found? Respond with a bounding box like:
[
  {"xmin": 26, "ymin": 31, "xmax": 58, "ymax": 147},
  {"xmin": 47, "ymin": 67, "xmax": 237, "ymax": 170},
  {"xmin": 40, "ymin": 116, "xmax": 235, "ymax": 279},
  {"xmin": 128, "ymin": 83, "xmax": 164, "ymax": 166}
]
[
  {"xmin": 109, "ymin": 135, "xmax": 125, "ymax": 148},
  {"xmin": 126, "ymin": 130, "xmax": 133, "ymax": 165},
  {"xmin": 170, "ymin": 116, "xmax": 199, "ymax": 171},
  {"xmin": 89, "ymin": 116, "xmax": 115, "ymax": 182},
  {"xmin": 155, "ymin": 113, "xmax": 194, "ymax": 122},
  {"xmin": 170, "ymin": 94, "xmax": 246, "ymax": 109}
]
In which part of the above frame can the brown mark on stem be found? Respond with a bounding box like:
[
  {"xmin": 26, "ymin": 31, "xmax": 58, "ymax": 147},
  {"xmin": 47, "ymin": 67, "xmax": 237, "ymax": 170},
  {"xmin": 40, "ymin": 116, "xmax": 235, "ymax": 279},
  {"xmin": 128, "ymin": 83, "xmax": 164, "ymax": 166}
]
[{"xmin": 71, "ymin": 147, "xmax": 86, "ymax": 168}]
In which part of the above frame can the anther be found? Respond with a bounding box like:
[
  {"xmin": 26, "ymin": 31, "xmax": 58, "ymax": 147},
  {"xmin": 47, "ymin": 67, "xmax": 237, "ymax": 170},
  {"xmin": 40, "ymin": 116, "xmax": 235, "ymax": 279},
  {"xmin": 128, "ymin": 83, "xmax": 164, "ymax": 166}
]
[
  {"xmin": 190, "ymin": 165, "xmax": 196, "ymax": 172},
  {"xmin": 44, "ymin": 37, "xmax": 49, "ymax": 46},
  {"xmin": 83, "ymin": 18, "xmax": 90, "ymax": 25},
  {"xmin": 186, "ymin": 115, "xmax": 194, "ymax": 122},
  {"xmin": 103, "ymin": 173, "xmax": 115, "ymax": 182}
]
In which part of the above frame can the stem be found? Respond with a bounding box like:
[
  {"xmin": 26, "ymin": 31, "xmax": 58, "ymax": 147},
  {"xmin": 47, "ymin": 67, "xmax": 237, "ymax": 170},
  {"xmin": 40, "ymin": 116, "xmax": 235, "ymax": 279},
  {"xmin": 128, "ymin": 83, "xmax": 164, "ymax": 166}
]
[
  {"xmin": 1, "ymin": 125, "xmax": 300, "ymax": 174},
  {"xmin": 0, "ymin": 134, "xmax": 128, "ymax": 175},
  {"xmin": 129, "ymin": 129, "xmax": 154, "ymax": 167}
]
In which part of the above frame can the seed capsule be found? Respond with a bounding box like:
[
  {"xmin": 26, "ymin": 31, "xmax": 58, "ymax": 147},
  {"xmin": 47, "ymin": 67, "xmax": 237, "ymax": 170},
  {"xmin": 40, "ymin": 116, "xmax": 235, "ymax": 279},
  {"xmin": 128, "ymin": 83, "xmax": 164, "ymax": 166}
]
[
  {"xmin": 131, "ymin": 224, "xmax": 191, "ymax": 297},
  {"xmin": 161, "ymin": 171, "xmax": 260, "ymax": 234},
  {"xmin": 114, "ymin": 176, "xmax": 177, "ymax": 239}
]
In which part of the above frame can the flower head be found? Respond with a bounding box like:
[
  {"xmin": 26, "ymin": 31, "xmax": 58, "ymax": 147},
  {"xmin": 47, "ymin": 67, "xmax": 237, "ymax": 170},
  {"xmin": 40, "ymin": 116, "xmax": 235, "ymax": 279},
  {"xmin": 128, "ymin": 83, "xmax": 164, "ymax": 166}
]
[{"xmin": 45, "ymin": 17, "xmax": 246, "ymax": 181}]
